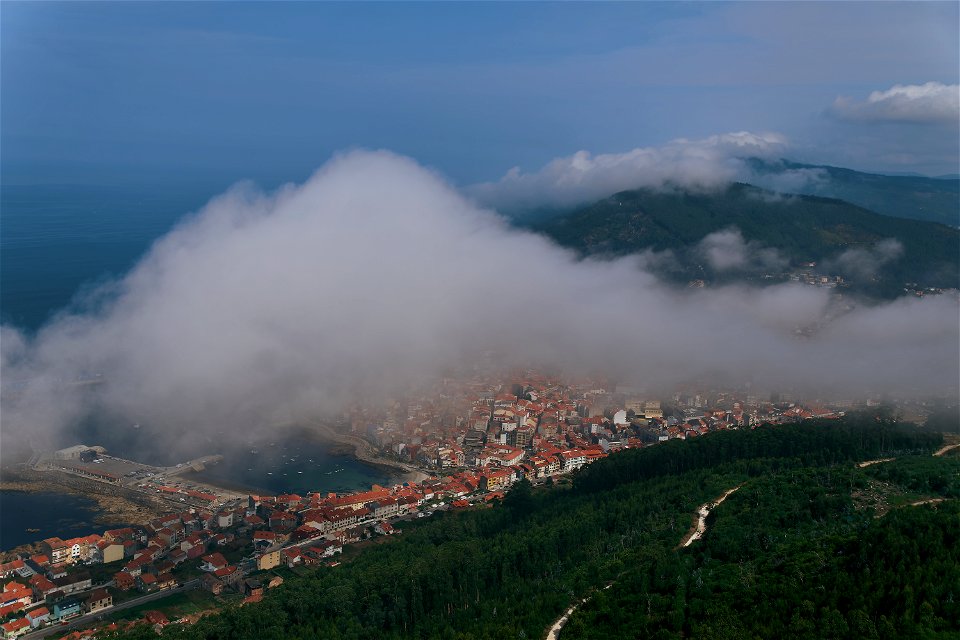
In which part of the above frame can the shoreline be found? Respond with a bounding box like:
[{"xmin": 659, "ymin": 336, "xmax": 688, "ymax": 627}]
[
  {"xmin": 0, "ymin": 423, "xmax": 431, "ymax": 554},
  {"xmin": 0, "ymin": 468, "xmax": 166, "ymax": 529},
  {"xmin": 297, "ymin": 421, "xmax": 431, "ymax": 486}
]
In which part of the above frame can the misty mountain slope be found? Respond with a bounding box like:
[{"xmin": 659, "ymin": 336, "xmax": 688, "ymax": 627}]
[
  {"xmin": 748, "ymin": 158, "xmax": 960, "ymax": 227},
  {"xmin": 531, "ymin": 183, "xmax": 959, "ymax": 293}
]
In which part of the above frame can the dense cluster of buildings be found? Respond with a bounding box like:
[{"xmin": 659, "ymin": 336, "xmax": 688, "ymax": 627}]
[
  {"xmin": 343, "ymin": 372, "xmax": 847, "ymax": 474},
  {"xmin": 1, "ymin": 369, "xmax": 858, "ymax": 639}
]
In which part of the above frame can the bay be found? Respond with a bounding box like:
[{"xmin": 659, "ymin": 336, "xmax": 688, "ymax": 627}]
[
  {"xmin": 0, "ymin": 490, "xmax": 125, "ymax": 552},
  {"xmin": 1, "ymin": 184, "xmax": 398, "ymax": 496}
]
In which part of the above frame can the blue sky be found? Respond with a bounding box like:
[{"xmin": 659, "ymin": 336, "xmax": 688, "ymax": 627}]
[{"xmin": 2, "ymin": 2, "xmax": 957, "ymax": 189}]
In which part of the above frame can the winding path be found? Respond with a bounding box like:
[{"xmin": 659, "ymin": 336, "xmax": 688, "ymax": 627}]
[
  {"xmin": 680, "ymin": 485, "xmax": 743, "ymax": 549},
  {"xmin": 544, "ymin": 485, "xmax": 744, "ymax": 640},
  {"xmin": 857, "ymin": 458, "xmax": 895, "ymax": 468},
  {"xmin": 544, "ymin": 584, "xmax": 612, "ymax": 640},
  {"xmin": 933, "ymin": 443, "xmax": 960, "ymax": 457}
]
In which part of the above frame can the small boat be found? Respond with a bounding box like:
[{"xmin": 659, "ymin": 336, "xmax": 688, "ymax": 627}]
[
  {"xmin": 25, "ymin": 528, "xmax": 40, "ymax": 533},
  {"xmin": 297, "ymin": 471, "xmax": 303, "ymax": 474}
]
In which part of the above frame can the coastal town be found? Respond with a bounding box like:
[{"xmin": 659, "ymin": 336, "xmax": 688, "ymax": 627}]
[{"xmin": 2, "ymin": 368, "xmax": 942, "ymax": 640}]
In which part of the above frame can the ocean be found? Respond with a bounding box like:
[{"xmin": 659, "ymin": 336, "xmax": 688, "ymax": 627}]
[
  {"xmin": 1, "ymin": 183, "xmax": 395, "ymax": 495},
  {"xmin": 0, "ymin": 490, "xmax": 126, "ymax": 552},
  {"xmin": 1, "ymin": 184, "xmax": 211, "ymax": 331}
]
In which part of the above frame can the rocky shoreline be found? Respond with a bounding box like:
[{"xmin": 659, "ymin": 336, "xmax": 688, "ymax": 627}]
[{"xmin": 0, "ymin": 468, "xmax": 166, "ymax": 528}]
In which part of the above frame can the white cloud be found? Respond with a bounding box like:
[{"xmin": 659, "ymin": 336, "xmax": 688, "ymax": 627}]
[
  {"xmin": 1, "ymin": 151, "xmax": 956, "ymax": 456},
  {"xmin": 830, "ymin": 82, "xmax": 960, "ymax": 125},
  {"xmin": 823, "ymin": 239, "xmax": 905, "ymax": 281},
  {"xmin": 697, "ymin": 229, "xmax": 787, "ymax": 273},
  {"xmin": 468, "ymin": 132, "xmax": 789, "ymax": 212}
]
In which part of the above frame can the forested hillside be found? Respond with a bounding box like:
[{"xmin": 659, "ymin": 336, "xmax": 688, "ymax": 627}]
[
  {"xmin": 563, "ymin": 457, "xmax": 959, "ymax": 639},
  {"xmin": 107, "ymin": 416, "xmax": 955, "ymax": 640},
  {"xmin": 531, "ymin": 183, "xmax": 959, "ymax": 296}
]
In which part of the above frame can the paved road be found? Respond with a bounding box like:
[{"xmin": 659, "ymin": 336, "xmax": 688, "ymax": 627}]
[{"xmin": 23, "ymin": 580, "xmax": 199, "ymax": 640}]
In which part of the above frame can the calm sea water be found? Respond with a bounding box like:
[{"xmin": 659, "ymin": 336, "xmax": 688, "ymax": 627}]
[
  {"xmin": 183, "ymin": 434, "xmax": 398, "ymax": 496},
  {"xmin": 1, "ymin": 184, "xmax": 211, "ymax": 331},
  {"xmin": 1, "ymin": 184, "xmax": 395, "ymax": 495},
  {"xmin": 0, "ymin": 490, "xmax": 126, "ymax": 551}
]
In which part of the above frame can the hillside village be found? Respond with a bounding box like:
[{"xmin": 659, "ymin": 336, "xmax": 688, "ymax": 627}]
[{"xmin": 0, "ymin": 371, "xmax": 867, "ymax": 639}]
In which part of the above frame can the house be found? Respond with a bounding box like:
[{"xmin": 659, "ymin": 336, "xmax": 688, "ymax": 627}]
[
  {"xmin": 1, "ymin": 583, "xmax": 32, "ymax": 608},
  {"xmin": 374, "ymin": 521, "xmax": 395, "ymax": 536},
  {"xmin": 1, "ymin": 617, "xmax": 30, "ymax": 639},
  {"xmin": 213, "ymin": 566, "xmax": 241, "ymax": 589},
  {"xmin": 84, "ymin": 588, "xmax": 112, "ymax": 614},
  {"xmin": 291, "ymin": 524, "xmax": 323, "ymax": 542},
  {"xmin": 252, "ymin": 530, "xmax": 279, "ymax": 551},
  {"xmin": 211, "ymin": 533, "xmax": 230, "ymax": 546},
  {"xmin": 243, "ymin": 578, "xmax": 263, "ymax": 598},
  {"xmin": 52, "ymin": 598, "xmax": 83, "ymax": 621},
  {"xmin": 144, "ymin": 610, "xmax": 169, "ymax": 630},
  {"xmin": 40, "ymin": 539, "xmax": 70, "ymax": 566},
  {"xmin": 113, "ymin": 572, "xmax": 135, "ymax": 591},
  {"xmin": 256, "ymin": 550, "xmax": 280, "ymax": 571},
  {"xmin": 199, "ymin": 553, "xmax": 228, "ymax": 572},
  {"xmin": 122, "ymin": 556, "xmax": 150, "ymax": 578},
  {"xmin": 243, "ymin": 514, "xmax": 265, "ymax": 528},
  {"xmin": 268, "ymin": 511, "xmax": 297, "ymax": 531},
  {"xmin": 136, "ymin": 573, "xmax": 158, "ymax": 593},
  {"xmin": 97, "ymin": 540, "xmax": 125, "ymax": 564},
  {"xmin": 281, "ymin": 548, "xmax": 302, "ymax": 568},
  {"xmin": 2, "ymin": 561, "xmax": 33, "ymax": 581},
  {"xmin": 155, "ymin": 528, "xmax": 177, "ymax": 547},
  {"xmin": 25, "ymin": 607, "xmax": 50, "ymax": 628},
  {"xmin": 0, "ymin": 561, "xmax": 25, "ymax": 580},
  {"xmin": 199, "ymin": 573, "xmax": 224, "ymax": 595},
  {"xmin": 482, "ymin": 468, "xmax": 514, "ymax": 492},
  {"xmin": 103, "ymin": 527, "xmax": 136, "ymax": 544},
  {"xmin": 52, "ymin": 572, "xmax": 91, "ymax": 597},
  {"xmin": 367, "ymin": 498, "xmax": 399, "ymax": 520},
  {"xmin": 156, "ymin": 573, "xmax": 176, "ymax": 590}
]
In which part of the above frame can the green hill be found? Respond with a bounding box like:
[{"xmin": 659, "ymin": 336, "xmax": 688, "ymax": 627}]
[
  {"xmin": 531, "ymin": 183, "xmax": 959, "ymax": 295},
  {"xmin": 105, "ymin": 415, "xmax": 956, "ymax": 640},
  {"xmin": 747, "ymin": 158, "xmax": 960, "ymax": 227}
]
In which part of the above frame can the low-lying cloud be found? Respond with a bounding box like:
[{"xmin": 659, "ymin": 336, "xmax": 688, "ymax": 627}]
[
  {"xmin": 1, "ymin": 151, "xmax": 957, "ymax": 457},
  {"xmin": 697, "ymin": 229, "xmax": 788, "ymax": 274},
  {"xmin": 822, "ymin": 239, "xmax": 905, "ymax": 281},
  {"xmin": 829, "ymin": 82, "xmax": 960, "ymax": 125},
  {"xmin": 468, "ymin": 131, "xmax": 789, "ymax": 212}
]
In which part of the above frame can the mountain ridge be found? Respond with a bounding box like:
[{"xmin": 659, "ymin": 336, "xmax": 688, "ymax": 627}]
[
  {"xmin": 529, "ymin": 182, "xmax": 959, "ymax": 297},
  {"xmin": 746, "ymin": 158, "xmax": 960, "ymax": 227}
]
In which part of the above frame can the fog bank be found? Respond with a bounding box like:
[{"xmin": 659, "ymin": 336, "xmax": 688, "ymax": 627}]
[{"xmin": 2, "ymin": 150, "xmax": 957, "ymax": 455}]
